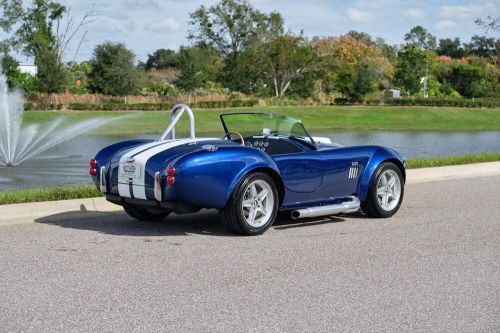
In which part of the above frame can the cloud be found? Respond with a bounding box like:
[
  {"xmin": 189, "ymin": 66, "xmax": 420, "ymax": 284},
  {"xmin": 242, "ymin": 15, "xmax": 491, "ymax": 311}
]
[
  {"xmin": 440, "ymin": 3, "xmax": 499, "ymax": 19},
  {"xmin": 434, "ymin": 20, "xmax": 458, "ymax": 30},
  {"xmin": 144, "ymin": 18, "xmax": 183, "ymax": 33},
  {"xmin": 91, "ymin": 16, "xmax": 136, "ymax": 34},
  {"xmin": 346, "ymin": 8, "xmax": 373, "ymax": 22},
  {"xmin": 402, "ymin": 8, "xmax": 425, "ymax": 19},
  {"xmin": 121, "ymin": 0, "xmax": 162, "ymax": 11}
]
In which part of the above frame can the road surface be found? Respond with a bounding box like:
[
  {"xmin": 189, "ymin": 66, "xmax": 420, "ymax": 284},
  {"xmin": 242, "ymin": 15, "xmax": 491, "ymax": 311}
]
[{"xmin": 0, "ymin": 175, "xmax": 499, "ymax": 332}]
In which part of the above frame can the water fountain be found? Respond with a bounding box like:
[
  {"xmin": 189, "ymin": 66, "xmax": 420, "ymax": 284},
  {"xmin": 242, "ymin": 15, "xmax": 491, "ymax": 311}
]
[{"xmin": 0, "ymin": 62, "xmax": 121, "ymax": 167}]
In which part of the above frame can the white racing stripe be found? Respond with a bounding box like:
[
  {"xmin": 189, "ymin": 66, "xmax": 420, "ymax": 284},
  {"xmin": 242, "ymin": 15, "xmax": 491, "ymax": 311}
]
[{"xmin": 118, "ymin": 138, "xmax": 215, "ymax": 199}]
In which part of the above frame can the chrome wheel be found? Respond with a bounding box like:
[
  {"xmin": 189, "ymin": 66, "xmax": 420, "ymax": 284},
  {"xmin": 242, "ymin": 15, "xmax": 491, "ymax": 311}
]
[
  {"xmin": 241, "ymin": 179, "xmax": 275, "ymax": 228},
  {"xmin": 376, "ymin": 169, "xmax": 401, "ymax": 211}
]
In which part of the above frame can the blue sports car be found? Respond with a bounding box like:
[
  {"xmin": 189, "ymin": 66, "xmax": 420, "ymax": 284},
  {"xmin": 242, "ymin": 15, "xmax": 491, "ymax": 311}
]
[{"xmin": 90, "ymin": 104, "xmax": 406, "ymax": 235}]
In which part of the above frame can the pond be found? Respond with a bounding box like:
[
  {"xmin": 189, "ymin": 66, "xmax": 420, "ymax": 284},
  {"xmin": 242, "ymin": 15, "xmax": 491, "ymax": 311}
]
[{"xmin": 1, "ymin": 131, "xmax": 499, "ymax": 191}]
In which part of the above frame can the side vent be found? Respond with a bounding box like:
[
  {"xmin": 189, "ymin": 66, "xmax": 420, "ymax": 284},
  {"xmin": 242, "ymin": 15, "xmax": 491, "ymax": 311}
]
[{"xmin": 348, "ymin": 162, "xmax": 359, "ymax": 179}]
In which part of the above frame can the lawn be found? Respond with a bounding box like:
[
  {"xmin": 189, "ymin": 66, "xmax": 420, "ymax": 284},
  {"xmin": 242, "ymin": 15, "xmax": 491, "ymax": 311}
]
[{"xmin": 22, "ymin": 105, "xmax": 500, "ymax": 137}]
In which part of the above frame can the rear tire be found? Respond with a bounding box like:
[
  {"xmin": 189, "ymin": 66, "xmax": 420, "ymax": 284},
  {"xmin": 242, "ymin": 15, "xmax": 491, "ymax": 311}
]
[
  {"xmin": 123, "ymin": 204, "xmax": 169, "ymax": 222},
  {"xmin": 220, "ymin": 172, "xmax": 278, "ymax": 236},
  {"xmin": 361, "ymin": 162, "xmax": 404, "ymax": 218}
]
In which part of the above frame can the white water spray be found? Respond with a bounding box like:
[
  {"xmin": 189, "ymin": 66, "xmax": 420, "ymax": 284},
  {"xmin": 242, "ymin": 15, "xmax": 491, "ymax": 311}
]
[{"xmin": 0, "ymin": 61, "xmax": 124, "ymax": 167}]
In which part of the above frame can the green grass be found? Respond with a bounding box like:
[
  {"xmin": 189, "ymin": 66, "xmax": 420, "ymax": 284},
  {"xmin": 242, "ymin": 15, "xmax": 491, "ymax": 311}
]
[
  {"xmin": 1, "ymin": 152, "xmax": 499, "ymax": 205},
  {"xmin": 0, "ymin": 185, "xmax": 101, "ymax": 206},
  {"xmin": 23, "ymin": 105, "xmax": 500, "ymax": 136},
  {"xmin": 406, "ymin": 152, "xmax": 500, "ymax": 169}
]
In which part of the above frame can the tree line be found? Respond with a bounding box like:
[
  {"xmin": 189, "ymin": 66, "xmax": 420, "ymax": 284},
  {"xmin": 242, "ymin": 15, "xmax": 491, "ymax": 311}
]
[{"xmin": 1, "ymin": 0, "xmax": 499, "ymax": 101}]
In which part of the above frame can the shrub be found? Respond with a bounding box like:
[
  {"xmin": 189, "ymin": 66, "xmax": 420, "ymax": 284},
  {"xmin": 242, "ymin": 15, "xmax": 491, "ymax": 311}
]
[
  {"xmin": 382, "ymin": 98, "xmax": 500, "ymax": 108},
  {"xmin": 333, "ymin": 97, "xmax": 349, "ymax": 105}
]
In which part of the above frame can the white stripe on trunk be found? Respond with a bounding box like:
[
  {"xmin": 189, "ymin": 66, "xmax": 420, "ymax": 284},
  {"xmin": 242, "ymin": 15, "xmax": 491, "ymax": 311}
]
[{"xmin": 118, "ymin": 138, "xmax": 215, "ymax": 199}]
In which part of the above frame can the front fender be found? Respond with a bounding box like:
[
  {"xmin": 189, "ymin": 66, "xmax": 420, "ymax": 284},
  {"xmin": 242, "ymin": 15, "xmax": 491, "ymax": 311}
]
[
  {"xmin": 165, "ymin": 146, "xmax": 281, "ymax": 209},
  {"xmin": 357, "ymin": 147, "xmax": 406, "ymax": 202}
]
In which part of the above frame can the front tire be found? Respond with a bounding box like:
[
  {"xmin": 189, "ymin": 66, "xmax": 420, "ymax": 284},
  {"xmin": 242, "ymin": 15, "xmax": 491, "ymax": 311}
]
[
  {"xmin": 123, "ymin": 204, "xmax": 169, "ymax": 222},
  {"xmin": 361, "ymin": 162, "xmax": 404, "ymax": 218},
  {"xmin": 220, "ymin": 172, "xmax": 278, "ymax": 236}
]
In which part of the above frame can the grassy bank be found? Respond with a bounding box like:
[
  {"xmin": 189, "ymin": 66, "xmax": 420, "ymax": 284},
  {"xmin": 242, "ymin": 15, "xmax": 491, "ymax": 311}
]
[
  {"xmin": 406, "ymin": 152, "xmax": 500, "ymax": 169},
  {"xmin": 2, "ymin": 152, "xmax": 499, "ymax": 205},
  {"xmin": 0, "ymin": 185, "xmax": 101, "ymax": 205},
  {"xmin": 23, "ymin": 105, "xmax": 500, "ymax": 136}
]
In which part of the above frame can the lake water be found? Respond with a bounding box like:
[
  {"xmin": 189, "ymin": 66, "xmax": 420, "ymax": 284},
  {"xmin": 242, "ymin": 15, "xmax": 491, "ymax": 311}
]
[{"xmin": 1, "ymin": 131, "xmax": 499, "ymax": 191}]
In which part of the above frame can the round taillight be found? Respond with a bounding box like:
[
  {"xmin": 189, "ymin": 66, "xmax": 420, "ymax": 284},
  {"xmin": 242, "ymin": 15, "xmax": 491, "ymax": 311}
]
[
  {"xmin": 167, "ymin": 176, "xmax": 175, "ymax": 185},
  {"xmin": 168, "ymin": 166, "xmax": 175, "ymax": 176},
  {"xmin": 90, "ymin": 159, "xmax": 97, "ymax": 168},
  {"xmin": 89, "ymin": 168, "xmax": 97, "ymax": 176}
]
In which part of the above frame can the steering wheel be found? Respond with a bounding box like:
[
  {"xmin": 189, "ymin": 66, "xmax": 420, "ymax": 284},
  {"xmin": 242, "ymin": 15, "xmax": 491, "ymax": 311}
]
[{"xmin": 222, "ymin": 131, "xmax": 245, "ymax": 146}]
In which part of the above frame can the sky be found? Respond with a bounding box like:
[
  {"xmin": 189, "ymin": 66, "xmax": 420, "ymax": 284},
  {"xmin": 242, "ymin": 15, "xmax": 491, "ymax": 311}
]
[{"xmin": 2, "ymin": 0, "xmax": 499, "ymax": 64}]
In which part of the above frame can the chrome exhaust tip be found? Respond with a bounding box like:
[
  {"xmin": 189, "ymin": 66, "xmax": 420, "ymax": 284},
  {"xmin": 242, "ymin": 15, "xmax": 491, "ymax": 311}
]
[{"xmin": 291, "ymin": 196, "xmax": 360, "ymax": 220}]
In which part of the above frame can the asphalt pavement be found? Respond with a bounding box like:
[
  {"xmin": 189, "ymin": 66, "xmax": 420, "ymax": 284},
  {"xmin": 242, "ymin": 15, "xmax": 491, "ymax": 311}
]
[{"xmin": 0, "ymin": 175, "xmax": 499, "ymax": 332}]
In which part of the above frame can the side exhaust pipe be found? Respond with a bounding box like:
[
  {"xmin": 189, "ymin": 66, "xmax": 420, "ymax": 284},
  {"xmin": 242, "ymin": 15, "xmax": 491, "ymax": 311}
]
[{"xmin": 291, "ymin": 196, "xmax": 360, "ymax": 220}]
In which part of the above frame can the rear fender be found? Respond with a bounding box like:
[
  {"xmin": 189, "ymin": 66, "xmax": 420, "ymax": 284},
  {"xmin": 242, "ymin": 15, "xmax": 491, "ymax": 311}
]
[
  {"xmin": 166, "ymin": 147, "xmax": 281, "ymax": 209},
  {"xmin": 93, "ymin": 139, "xmax": 153, "ymax": 189}
]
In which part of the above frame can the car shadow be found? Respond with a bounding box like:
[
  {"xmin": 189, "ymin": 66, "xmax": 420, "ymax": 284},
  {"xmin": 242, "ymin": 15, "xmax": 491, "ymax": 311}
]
[
  {"xmin": 273, "ymin": 211, "xmax": 346, "ymax": 230},
  {"xmin": 35, "ymin": 206, "xmax": 351, "ymax": 237}
]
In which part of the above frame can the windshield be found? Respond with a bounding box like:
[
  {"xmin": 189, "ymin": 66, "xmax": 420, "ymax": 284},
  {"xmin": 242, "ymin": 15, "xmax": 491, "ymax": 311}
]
[{"xmin": 220, "ymin": 113, "xmax": 314, "ymax": 141}]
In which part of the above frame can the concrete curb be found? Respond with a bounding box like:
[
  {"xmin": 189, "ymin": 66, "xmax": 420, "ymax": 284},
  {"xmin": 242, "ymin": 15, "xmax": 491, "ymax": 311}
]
[
  {"xmin": 0, "ymin": 197, "xmax": 119, "ymax": 226},
  {"xmin": 406, "ymin": 161, "xmax": 500, "ymax": 184},
  {"xmin": 1, "ymin": 161, "xmax": 500, "ymax": 226}
]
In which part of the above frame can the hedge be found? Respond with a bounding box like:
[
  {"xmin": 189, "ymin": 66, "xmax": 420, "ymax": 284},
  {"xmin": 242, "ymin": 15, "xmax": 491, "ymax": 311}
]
[
  {"xmin": 61, "ymin": 99, "xmax": 259, "ymax": 111},
  {"xmin": 23, "ymin": 103, "xmax": 63, "ymax": 111},
  {"xmin": 382, "ymin": 98, "xmax": 500, "ymax": 108}
]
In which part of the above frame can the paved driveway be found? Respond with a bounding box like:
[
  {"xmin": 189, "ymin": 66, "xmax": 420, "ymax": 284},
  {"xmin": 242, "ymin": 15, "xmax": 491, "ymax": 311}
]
[{"xmin": 0, "ymin": 176, "xmax": 499, "ymax": 332}]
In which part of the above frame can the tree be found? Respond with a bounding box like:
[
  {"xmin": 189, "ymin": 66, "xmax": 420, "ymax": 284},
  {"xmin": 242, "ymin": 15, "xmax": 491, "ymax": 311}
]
[
  {"xmin": 188, "ymin": 0, "xmax": 284, "ymax": 91},
  {"xmin": 314, "ymin": 35, "xmax": 393, "ymax": 101},
  {"xmin": 437, "ymin": 38, "xmax": 464, "ymax": 58},
  {"xmin": 175, "ymin": 45, "xmax": 223, "ymax": 94},
  {"xmin": 88, "ymin": 42, "xmax": 139, "ymax": 96},
  {"xmin": 0, "ymin": 0, "xmax": 93, "ymax": 93},
  {"xmin": 404, "ymin": 26, "xmax": 436, "ymax": 50},
  {"xmin": 395, "ymin": 45, "xmax": 432, "ymax": 95},
  {"xmin": 346, "ymin": 31, "xmax": 374, "ymax": 45},
  {"xmin": 0, "ymin": 53, "xmax": 20, "ymax": 87},
  {"xmin": 36, "ymin": 48, "xmax": 67, "ymax": 93},
  {"xmin": 475, "ymin": 16, "xmax": 500, "ymax": 33},
  {"xmin": 252, "ymin": 34, "xmax": 314, "ymax": 98},
  {"xmin": 464, "ymin": 35, "xmax": 497, "ymax": 58},
  {"xmin": 144, "ymin": 49, "xmax": 179, "ymax": 70},
  {"xmin": 67, "ymin": 60, "xmax": 91, "ymax": 93}
]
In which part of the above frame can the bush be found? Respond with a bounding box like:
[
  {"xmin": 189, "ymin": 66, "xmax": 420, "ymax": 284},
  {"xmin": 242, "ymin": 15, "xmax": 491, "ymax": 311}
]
[
  {"xmin": 365, "ymin": 99, "xmax": 380, "ymax": 105},
  {"xmin": 23, "ymin": 103, "xmax": 63, "ymax": 111},
  {"xmin": 333, "ymin": 97, "xmax": 349, "ymax": 105},
  {"xmin": 383, "ymin": 97, "xmax": 500, "ymax": 108}
]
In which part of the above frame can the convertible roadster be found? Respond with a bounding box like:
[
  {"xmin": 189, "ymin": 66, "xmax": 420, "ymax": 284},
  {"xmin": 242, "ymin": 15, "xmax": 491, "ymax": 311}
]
[{"xmin": 90, "ymin": 104, "xmax": 405, "ymax": 235}]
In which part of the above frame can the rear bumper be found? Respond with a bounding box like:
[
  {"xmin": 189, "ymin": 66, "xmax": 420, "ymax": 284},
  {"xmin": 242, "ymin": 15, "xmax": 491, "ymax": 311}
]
[
  {"xmin": 106, "ymin": 194, "xmax": 201, "ymax": 214},
  {"xmin": 106, "ymin": 194, "xmax": 162, "ymax": 209}
]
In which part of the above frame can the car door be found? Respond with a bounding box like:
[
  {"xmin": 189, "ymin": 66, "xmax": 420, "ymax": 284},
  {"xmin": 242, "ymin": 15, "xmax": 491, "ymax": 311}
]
[
  {"xmin": 318, "ymin": 147, "xmax": 367, "ymax": 198},
  {"xmin": 272, "ymin": 151, "xmax": 323, "ymax": 193}
]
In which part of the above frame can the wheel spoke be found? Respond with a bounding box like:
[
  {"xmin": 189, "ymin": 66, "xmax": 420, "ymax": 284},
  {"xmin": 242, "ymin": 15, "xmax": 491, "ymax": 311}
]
[
  {"xmin": 248, "ymin": 207, "xmax": 257, "ymax": 223},
  {"xmin": 382, "ymin": 194, "xmax": 389, "ymax": 206},
  {"xmin": 242, "ymin": 199, "xmax": 253, "ymax": 208},
  {"xmin": 380, "ymin": 173, "xmax": 388, "ymax": 186},
  {"xmin": 388, "ymin": 176, "xmax": 396, "ymax": 188},
  {"xmin": 257, "ymin": 189, "xmax": 269, "ymax": 201},
  {"xmin": 259, "ymin": 205, "xmax": 268, "ymax": 216},
  {"xmin": 249, "ymin": 184, "xmax": 257, "ymax": 198},
  {"xmin": 377, "ymin": 187, "xmax": 386, "ymax": 195}
]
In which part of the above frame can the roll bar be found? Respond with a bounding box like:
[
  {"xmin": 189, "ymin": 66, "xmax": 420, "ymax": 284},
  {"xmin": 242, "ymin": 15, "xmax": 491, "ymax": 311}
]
[{"xmin": 159, "ymin": 104, "xmax": 196, "ymax": 141}]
